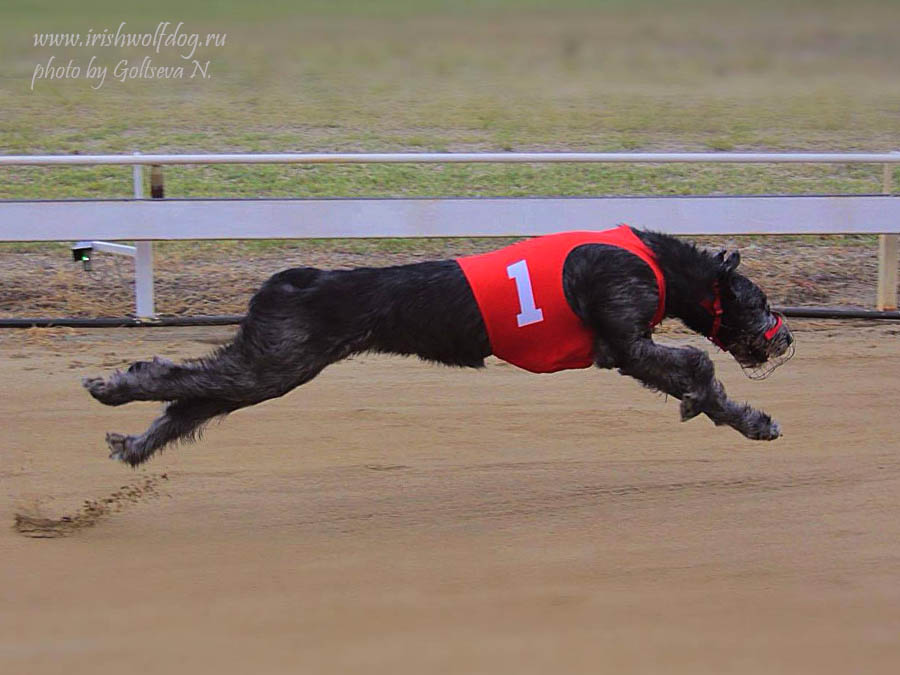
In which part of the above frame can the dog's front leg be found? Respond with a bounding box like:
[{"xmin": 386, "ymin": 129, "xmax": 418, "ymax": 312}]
[{"xmin": 615, "ymin": 338, "xmax": 780, "ymax": 441}]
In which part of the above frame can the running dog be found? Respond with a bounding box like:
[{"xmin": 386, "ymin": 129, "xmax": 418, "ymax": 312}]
[{"xmin": 83, "ymin": 225, "xmax": 794, "ymax": 466}]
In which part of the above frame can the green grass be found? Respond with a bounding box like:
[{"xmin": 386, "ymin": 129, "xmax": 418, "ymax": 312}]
[{"xmin": 2, "ymin": 0, "xmax": 899, "ymax": 202}]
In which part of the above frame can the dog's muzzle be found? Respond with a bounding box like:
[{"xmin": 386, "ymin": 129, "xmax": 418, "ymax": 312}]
[{"xmin": 740, "ymin": 312, "xmax": 795, "ymax": 380}]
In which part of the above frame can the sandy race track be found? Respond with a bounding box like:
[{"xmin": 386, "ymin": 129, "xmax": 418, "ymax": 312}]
[{"xmin": 1, "ymin": 321, "xmax": 899, "ymax": 674}]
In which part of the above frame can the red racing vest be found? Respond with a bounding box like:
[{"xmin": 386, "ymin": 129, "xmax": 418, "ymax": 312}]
[{"xmin": 457, "ymin": 225, "xmax": 665, "ymax": 373}]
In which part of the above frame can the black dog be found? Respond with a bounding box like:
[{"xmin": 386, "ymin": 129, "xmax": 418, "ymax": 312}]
[{"xmin": 84, "ymin": 227, "xmax": 793, "ymax": 466}]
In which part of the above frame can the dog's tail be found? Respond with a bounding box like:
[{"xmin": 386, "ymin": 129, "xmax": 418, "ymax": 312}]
[
  {"xmin": 263, "ymin": 267, "xmax": 322, "ymax": 291},
  {"xmin": 246, "ymin": 267, "xmax": 322, "ymax": 314}
]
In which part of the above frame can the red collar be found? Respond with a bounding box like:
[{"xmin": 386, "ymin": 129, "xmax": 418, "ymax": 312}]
[
  {"xmin": 701, "ymin": 280, "xmax": 786, "ymax": 350},
  {"xmin": 764, "ymin": 314, "xmax": 783, "ymax": 341},
  {"xmin": 700, "ymin": 280, "xmax": 726, "ymax": 349}
]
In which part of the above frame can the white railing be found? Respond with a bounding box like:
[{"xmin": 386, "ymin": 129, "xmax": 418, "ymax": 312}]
[
  {"xmin": 1, "ymin": 152, "xmax": 897, "ymax": 317},
  {"xmin": 3, "ymin": 152, "xmax": 900, "ymax": 165}
]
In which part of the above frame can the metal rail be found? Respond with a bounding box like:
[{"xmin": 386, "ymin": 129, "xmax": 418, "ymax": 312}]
[
  {"xmin": 2, "ymin": 152, "xmax": 900, "ymax": 166},
  {"xmin": 1, "ymin": 152, "xmax": 898, "ymax": 315},
  {"xmin": 3, "ymin": 195, "xmax": 898, "ymax": 241}
]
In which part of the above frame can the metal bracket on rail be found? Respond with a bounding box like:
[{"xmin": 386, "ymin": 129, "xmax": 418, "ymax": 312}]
[
  {"xmin": 69, "ymin": 152, "xmax": 164, "ymax": 319},
  {"xmin": 71, "ymin": 240, "xmax": 136, "ymax": 271}
]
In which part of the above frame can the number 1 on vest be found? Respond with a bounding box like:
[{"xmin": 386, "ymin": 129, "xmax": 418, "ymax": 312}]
[{"xmin": 507, "ymin": 259, "xmax": 545, "ymax": 327}]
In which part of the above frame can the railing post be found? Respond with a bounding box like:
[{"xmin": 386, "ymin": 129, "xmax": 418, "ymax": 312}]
[
  {"xmin": 132, "ymin": 152, "xmax": 155, "ymax": 318},
  {"xmin": 877, "ymin": 163, "xmax": 898, "ymax": 311}
]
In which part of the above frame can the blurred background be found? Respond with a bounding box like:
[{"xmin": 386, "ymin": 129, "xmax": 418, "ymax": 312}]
[
  {"xmin": 1, "ymin": 0, "xmax": 897, "ymax": 313},
  {"xmin": 3, "ymin": 0, "xmax": 899, "ymax": 197}
]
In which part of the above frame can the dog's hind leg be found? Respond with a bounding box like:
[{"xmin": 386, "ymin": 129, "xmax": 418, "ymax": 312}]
[
  {"xmin": 84, "ymin": 337, "xmax": 331, "ymax": 406},
  {"xmin": 616, "ymin": 338, "xmax": 780, "ymax": 440},
  {"xmin": 89, "ymin": 342, "xmax": 332, "ymax": 464},
  {"xmin": 91, "ymin": 352, "xmax": 327, "ymax": 460},
  {"xmin": 83, "ymin": 352, "xmax": 278, "ymax": 405},
  {"xmin": 83, "ymin": 356, "xmax": 183, "ymax": 406},
  {"xmin": 105, "ymin": 397, "xmax": 244, "ymax": 466}
]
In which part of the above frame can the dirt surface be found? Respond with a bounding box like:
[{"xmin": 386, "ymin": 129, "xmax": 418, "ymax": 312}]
[{"xmin": 1, "ymin": 321, "xmax": 899, "ymax": 674}]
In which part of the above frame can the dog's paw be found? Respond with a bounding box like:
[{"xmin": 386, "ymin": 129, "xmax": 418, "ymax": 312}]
[
  {"xmin": 82, "ymin": 373, "xmax": 130, "ymax": 406},
  {"xmin": 83, "ymin": 374, "xmax": 118, "ymax": 404},
  {"xmin": 106, "ymin": 432, "xmax": 147, "ymax": 467},
  {"xmin": 106, "ymin": 432, "xmax": 131, "ymax": 461},
  {"xmin": 741, "ymin": 412, "xmax": 781, "ymax": 441}
]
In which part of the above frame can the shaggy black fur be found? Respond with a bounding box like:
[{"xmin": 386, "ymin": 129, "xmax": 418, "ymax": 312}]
[{"xmin": 84, "ymin": 228, "xmax": 793, "ymax": 466}]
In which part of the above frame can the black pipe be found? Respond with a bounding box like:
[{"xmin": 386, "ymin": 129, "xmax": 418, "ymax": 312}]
[
  {"xmin": 776, "ymin": 307, "xmax": 900, "ymax": 320},
  {"xmin": 0, "ymin": 315, "xmax": 244, "ymax": 328},
  {"xmin": 1, "ymin": 307, "xmax": 899, "ymax": 329}
]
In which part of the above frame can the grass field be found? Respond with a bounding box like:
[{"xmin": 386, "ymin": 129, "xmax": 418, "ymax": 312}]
[{"xmin": 2, "ymin": 0, "xmax": 899, "ymax": 201}]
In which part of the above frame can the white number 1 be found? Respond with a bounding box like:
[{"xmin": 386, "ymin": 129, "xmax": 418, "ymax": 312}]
[{"xmin": 507, "ymin": 259, "xmax": 544, "ymax": 327}]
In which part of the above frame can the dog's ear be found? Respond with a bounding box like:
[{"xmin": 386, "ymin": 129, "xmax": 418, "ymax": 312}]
[{"xmin": 718, "ymin": 250, "xmax": 741, "ymax": 275}]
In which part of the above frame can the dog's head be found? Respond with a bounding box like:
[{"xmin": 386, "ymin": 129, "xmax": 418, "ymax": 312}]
[{"xmin": 704, "ymin": 251, "xmax": 794, "ymax": 379}]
